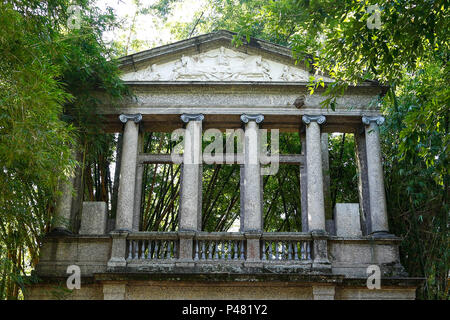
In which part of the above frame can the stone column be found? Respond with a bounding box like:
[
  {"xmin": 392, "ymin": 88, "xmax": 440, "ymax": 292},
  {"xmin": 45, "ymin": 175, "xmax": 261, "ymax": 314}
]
[
  {"xmin": 355, "ymin": 130, "xmax": 371, "ymax": 235},
  {"xmin": 240, "ymin": 114, "xmax": 264, "ymax": 232},
  {"xmin": 321, "ymin": 133, "xmax": 332, "ymax": 221},
  {"xmin": 132, "ymin": 131, "xmax": 144, "ymax": 232},
  {"xmin": 299, "ymin": 133, "xmax": 308, "ymax": 232},
  {"xmin": 302, "ymin": 115, "xmax": 327, "ymax": 232},
  {"xmin": 362, "ymin": 116, "xmax": 389, "ymax": 235},
  {"xmin": 52, "ymin": 174, "xmax": 75, "ymax": 234},
  {"xmin": 179, "ymin": 114, "xmax": 204, "ymax": 231},
  {"xmin": 115, "ymin": 114, "xmax": 142, "ymax": 231},
  {"xmin": 239, "ymin": 164, "xmax": 245, "ymax": 232}
]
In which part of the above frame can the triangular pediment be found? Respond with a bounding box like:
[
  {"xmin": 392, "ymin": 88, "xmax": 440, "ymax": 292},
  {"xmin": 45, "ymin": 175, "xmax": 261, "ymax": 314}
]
[{"xmin": 119, "ymin": 30, "xmax": 333, "ymax": 83}]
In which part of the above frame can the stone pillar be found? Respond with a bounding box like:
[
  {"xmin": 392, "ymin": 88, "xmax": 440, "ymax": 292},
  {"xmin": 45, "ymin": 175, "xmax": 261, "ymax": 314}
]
[
  {"xmin": 302, "ymin": 115, "xmax": 327, "ymax": 232},
  {"xmin": 132, "ymin": 130, "xmax": 144, "ymax": 232},
  {"xmin": 179, "ymin": 114, "xmax": 204, "ymax": 231},
  {"xmin": 321, "ymin": 133, "xmax": 332, "ymax": 220},
  {"xmin": 107, "ymin": 230, "xmax": 128, "ymax": 269},
  {"xmin": 52, "ymin": 175, "xmax": 75, "ymax": 234},
  {"xmin": 80, "ymin": 202, "xmax": 108, "ymax": 235},
  {"xmin": 239, "ymin": 164, "xmax": 245, "ymax": 232},
  {"xmin": 241, "ymin": 114, "xmax": 264, "ymax": 264},
  {"xmin": 240, "ymin": 114, "xmax": 264, "ymax": 232},
  {"xmin": 362, "ymin": 116, "xmax": 389, "ymax": 235},
  {"xmin": 355, "ymin": 131, "xmax": 371, "ymax": 235},
  {"xmin": 115, "ymin": 114, "xmax": 142, "ymax": 231},
  {"xmin": 299, "ymin": 133, "xmax": 308, "ymax": 232}
]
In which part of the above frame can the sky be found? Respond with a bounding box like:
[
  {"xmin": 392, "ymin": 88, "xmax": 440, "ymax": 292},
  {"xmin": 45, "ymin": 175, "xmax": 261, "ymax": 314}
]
[{"xmin": 95, "ymin": 0, "xmax": 209, "ymax": 53}]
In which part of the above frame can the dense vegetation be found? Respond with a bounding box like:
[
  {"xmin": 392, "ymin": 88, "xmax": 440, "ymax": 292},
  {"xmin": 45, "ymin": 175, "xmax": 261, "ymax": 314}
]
[{"xmin": 0, "ymin": 0, "xmax": 448, "ymax": 299}]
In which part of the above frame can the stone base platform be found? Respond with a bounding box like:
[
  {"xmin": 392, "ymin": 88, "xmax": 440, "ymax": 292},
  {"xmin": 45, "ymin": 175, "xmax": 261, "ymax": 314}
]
[{"xmin": 25, "ymin": 273, "xmax": 420, "ymax": 300}]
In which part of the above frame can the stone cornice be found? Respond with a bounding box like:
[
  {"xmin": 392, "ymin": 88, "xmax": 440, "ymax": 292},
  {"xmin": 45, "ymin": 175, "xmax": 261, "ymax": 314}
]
[
  {"xmin": 362, "ymin": 115, "xmax": 385, "ymax": 126},
  {"xmin": 240, "ymin": 114, "xmax": 264, "ymax": 124},
  {"xmin": 180, "ymin": 113, "xmax": 204, "ymax": 123},
  {"xmin": 302, "ymin": 115, "xmax": 326, "ymax": 125},
  {"xmin": 119, "ymin": 113, "xmax": 142, "ymax": 124}
]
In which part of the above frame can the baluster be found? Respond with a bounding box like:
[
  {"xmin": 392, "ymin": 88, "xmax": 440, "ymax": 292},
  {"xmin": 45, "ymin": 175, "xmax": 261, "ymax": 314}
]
[
  {"xmin": 165, "ymin": 241, "xmax": 170, "ymax": 259},
  {"xmin": 173, "ymin": 241, "xmax": 177, "ymax": 259},
  {"xmin": 233, "ymin": 241, "xmax": 238, "ymax": 260},
  {"xmin": 262, "ymin": 241, "xmax": 266, "ymax": 261},
  {"xmin": 301, "ymin": 242, "xmax": 306, "ymax": 260},
  {"xmin": 275, "ymin": 241, "xmax": 280, "ymax": 260},
  {"xmin": 166, "ymin": 241, "xmax": 172, "ymax": 259},
  {"xmin": 127, "ymin": 241, "xmax": 132, "ymax": 260},
  {"xmin": 240, "ymin": 240, "xmax": 245, "ymax": 260},
  {"xmin": 221, "ymin": 242, "xmax": 226, "ymax": 260},
  {"xmin": 307, "ymin": 242, "xmax": 311, "ymax": 259},
  {"xmin": 288, "ymin": 242, "xmax": 293, "ymax": 260},
  {"xmin": 194, "ymin": 241, "xmax": 199, "ymax": 261},
  {"xmin": 154, "ymin": 241, "xmax": 159, "ymax": 259},
  {"xmin": 268, "ymin": 241, "xmax": 273, "ymax": 260},
  {"xmin": 140, "ymin": 240, "xmax": 145, "ymax": 259},
  {"xmin": 150, "ymin": 240, "xmax": 155, "ymax": 259},
  {"xmin": 227, "ymin": 240, "xmax": 231, "ymax": 260},
  {"xmin": 294, "ymin": 241, "xmax": 299, "ymax": 260},
  {"xmin": 207, "ymin": 241, "xmax": 212, "ymax": 260},
  {"xmin": 214, "ymin": 242, "xmax": 219, "ymax": 260},
  {"xmin": 201, "ymin": 241, "xmax": 206, "ymax": 260},
  {"xmin": 133, "ymin": 240, "xmax": 138, "ymax": 259}
]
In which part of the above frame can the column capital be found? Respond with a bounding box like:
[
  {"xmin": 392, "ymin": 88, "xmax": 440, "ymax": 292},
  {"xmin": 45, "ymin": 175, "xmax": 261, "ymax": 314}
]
[
  {"xmin": 362, "ymin": 115, "xmax": 385, "ymax": 126},
  {"xmin": 181, "ymin": 113, "xmax": 204, "ymax": 123},
  {"xmin": 302, "ymin": 115, "xmax": 326, "ymax": 125},
  {"xmin": 119, "ymin": 113, "xmax": 142, "ymax": 124},
  {"xmin": 240, "ymin": 114, "xmax": 264, "ymax": 124}
]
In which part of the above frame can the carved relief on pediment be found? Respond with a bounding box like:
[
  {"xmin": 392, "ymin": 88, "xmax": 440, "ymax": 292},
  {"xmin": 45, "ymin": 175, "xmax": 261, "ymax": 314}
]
[
  {"xmin": 120, "ymin": 47, "xmax": 314, "ymax": 82},
  {"xmin": 169, "ymin": 47, "xmax": 272, "ymax": 81}
]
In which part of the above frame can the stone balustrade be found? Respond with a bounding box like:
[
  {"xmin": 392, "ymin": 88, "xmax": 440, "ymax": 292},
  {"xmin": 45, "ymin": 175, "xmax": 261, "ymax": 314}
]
[
  {"xmin": 261, "ymin": 233, "xmax": 312, "ymax": 261},
  {"xmin": 126, "ymin": 232, "xmax": 178, "ymax": 261},
  {"xmin": 109, "ymin": 231, "xmax": 319, "ymax": 270},
  {"xmin": 194, "ymin": 232, "xmax": 246, "ymax": 261}
]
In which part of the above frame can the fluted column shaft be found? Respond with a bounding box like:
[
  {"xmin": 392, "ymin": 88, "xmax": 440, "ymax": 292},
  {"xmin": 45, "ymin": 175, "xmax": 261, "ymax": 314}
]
[
  {"xmin": 179, "ymin": 114, "xmax": 204, "ymax": 231},
  {"xmin": 302, "ymin": 115, "xmax": 326, "ymax": 232},
  {"xmin": 115, "ymin": 114, "xmax": 142, "ymax": 231},
  {"xmin": 363, "ymin": 116, "xmax": 389, "ymax": 234},
  {"xmin": 241, "ymin": 114, "xmax": 264, "ymax": 232}
]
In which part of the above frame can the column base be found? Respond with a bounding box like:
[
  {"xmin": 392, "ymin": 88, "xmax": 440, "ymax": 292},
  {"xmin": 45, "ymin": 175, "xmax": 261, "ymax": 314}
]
[{"xmin": 107, "ymin": 257, "xmax": 127, "ymax": 269}]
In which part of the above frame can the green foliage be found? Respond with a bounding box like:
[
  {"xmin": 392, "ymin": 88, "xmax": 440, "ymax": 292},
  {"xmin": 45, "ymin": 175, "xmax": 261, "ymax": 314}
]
[{"xmin": 0, "ymin": 0, "xmax": 128, "ymax": 299}]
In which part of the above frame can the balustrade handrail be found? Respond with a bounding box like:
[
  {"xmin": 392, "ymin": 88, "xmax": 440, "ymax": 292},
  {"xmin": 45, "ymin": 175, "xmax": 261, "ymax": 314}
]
[
  {"xmin": 261, "ymin": 232, "xmax": 312, "ymax": 241},
  {"xmin": 126, "ymin": 231, "xmax": 313, "ymax": 241},
  {"xmin": 127, "ymin": 231, "xmax": 178, "ymax": 240},
  {"xmin": 195, "ymin": 232, "xmax": 246, "ymax": 241}
]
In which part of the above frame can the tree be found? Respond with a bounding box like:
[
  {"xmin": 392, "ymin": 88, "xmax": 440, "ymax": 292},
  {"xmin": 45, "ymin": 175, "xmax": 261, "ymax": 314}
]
[{"xmin": 0, "ymin": 0, "xmax": 128, "ymax": 299}]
